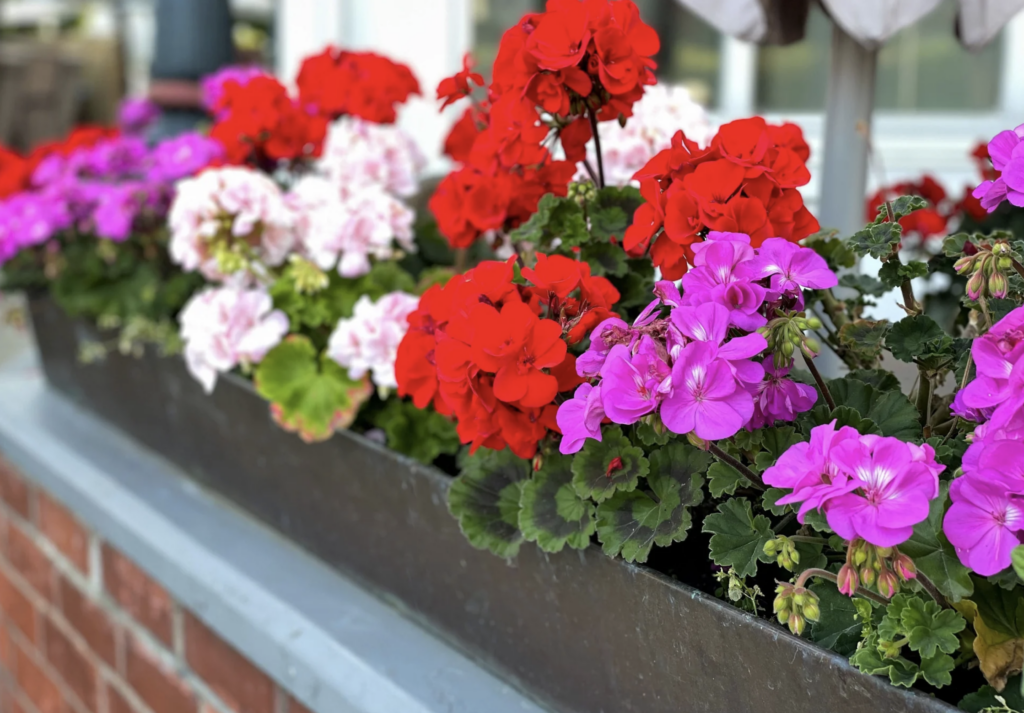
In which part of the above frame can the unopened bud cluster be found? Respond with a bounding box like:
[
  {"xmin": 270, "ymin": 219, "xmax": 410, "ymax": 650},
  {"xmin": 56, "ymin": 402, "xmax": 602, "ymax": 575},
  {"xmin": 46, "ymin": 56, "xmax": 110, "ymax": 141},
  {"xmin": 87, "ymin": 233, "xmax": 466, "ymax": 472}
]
[
  {"xmin": 837, "ymin": 539, "xmax": 916, "ymax": 598},
  {"xmin": 287, "ymin": 255, "xmax": 329, "ymax": 295},
  {"xmin": 764, "ymin": 535, "xmax": 800, "ymax": 572},
  {"xmin": 774, "ymin": 583, "xmax": 820, "ymax": 635},
  {"xmin": 758, "ymin": 311, "xmax": 822, "ymax": 369},
  {"xmin": 954, "ymin": 240, "xmax": 1014, "ymax": 301}
]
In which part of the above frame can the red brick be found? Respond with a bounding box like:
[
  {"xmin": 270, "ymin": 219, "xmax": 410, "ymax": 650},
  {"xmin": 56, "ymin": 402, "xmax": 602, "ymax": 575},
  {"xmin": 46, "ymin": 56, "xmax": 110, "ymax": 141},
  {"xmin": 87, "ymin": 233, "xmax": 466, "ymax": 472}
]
[
  {"xmin": 0, "ymin": 458, "xmax": 31, "ymax": 520},
  {"xmin": 0, "ymin": 568, "xmax": 38, "ymax": 643},
  {"xmin": 124, "ymin": 639, "xmax": 195, "ymax": 713},
  {"xmin": 289, "ymin": 697, "xmax": 315, "ymax": 713},
  {"xmin": 58, "ymin": 578, "xmax": 117, "ymax": 668},
  {"xmin": 101, "ymin": 547, "xmax": 172, "ymax": 647},
  {"xmin": 103, "ymin": 682, "xmax": 138, "ymax": 713},
  {"xmin": 6, "ymin": 525, "xmax": 54, "ymax": 602},
  {"xmin": 43, "ymin": 617, "xmax": 96, "ymax": 711},
  {"xmin": 37, "ymin": 495, "xmax": 89, "ymax": 576},
  {"xmin": 14, "ymin": 640, "xmax": 62, "ymax": 713},
  {"xmin": 183, "ymin": 613, "xmax": 274, "ymax": 713}
]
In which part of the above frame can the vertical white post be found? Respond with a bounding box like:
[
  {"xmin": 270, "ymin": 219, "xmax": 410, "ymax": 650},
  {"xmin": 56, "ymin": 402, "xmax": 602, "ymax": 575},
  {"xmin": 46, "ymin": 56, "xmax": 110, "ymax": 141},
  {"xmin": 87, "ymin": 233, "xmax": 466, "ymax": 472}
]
[
  {"xmin": 999, "ymin": 12, "xmax": 1024, "ymax": 119},
  {"xmin": 717, "ymin": 35, "xmax": 757, "ymax": 119},
  {"xmin": 819, "ymin": 23, "xmax": 878, "ymax": 236}
]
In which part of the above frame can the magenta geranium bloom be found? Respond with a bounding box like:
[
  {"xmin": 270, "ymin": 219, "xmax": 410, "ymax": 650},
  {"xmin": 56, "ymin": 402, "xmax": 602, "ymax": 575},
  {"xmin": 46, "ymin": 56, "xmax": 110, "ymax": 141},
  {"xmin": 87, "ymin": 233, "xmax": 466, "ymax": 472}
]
[
  {"xmin": 739, "ymin": 238, "xmax": 838, "ymax": 295},
  {"xmin": 599, "ymin": 338, "xmax": 670, "ymax": 425},
  {"xmin": 748, "ymin": 358, "xmax": 817, "ymax": 429},
  {"xmin": 670, "ymin": 303, "xmax": 767, "ymax": 386},
  {"xmin": 764, "ymin": 421, "xmax": 861, "ymax": 521},
  {"xmin": 576, "ymin": 317, "xmax": 633, "ymax": 378},
  {"xmin": 556, "ymin": 382, "xmax": 605, "ymax": 454},
  {"xmin": 661, "ymin": 341, "xmax": 753, "ymax": 440},
  {"xmin": 945, "ymin": 478, "xmax": 1024, "ymax": 576},
  {"xmin": 971, "ymin": 123, "xmax": 1024, "ymax": 212}
]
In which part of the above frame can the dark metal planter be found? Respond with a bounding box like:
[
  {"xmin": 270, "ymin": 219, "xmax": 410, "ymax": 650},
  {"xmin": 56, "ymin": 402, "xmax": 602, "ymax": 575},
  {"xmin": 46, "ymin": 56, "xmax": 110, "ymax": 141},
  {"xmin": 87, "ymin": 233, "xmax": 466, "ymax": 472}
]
[{"xmin": 28, "ymin": 296, "xmax": 957, "ymax": 713}]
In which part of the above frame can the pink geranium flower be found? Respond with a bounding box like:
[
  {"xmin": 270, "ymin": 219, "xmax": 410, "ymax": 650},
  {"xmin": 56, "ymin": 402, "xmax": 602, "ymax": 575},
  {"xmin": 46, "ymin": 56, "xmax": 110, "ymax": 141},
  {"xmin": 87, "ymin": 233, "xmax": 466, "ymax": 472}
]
[
  {"xmin": 660, "ymin": 341, "xmax": 753, "ymax": 440},
  {"xmin": 556, "ymin": 382, "xmax": 606, "ymax": 454},
  {"xmin": 945, "ymin": 478, "xmax": 1024, "ymax": 576},
  {"xmin": 600, "ymin": 337, "xmax": 670, "ymax": 425}
]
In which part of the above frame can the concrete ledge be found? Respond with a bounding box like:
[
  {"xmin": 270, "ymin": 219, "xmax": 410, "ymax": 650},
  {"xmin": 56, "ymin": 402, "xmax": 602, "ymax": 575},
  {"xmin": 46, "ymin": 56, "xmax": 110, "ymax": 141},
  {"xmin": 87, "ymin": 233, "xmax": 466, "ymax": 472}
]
[{"xmin": 0, "ymin": 363, "xmax": 548, "ymax": 713}]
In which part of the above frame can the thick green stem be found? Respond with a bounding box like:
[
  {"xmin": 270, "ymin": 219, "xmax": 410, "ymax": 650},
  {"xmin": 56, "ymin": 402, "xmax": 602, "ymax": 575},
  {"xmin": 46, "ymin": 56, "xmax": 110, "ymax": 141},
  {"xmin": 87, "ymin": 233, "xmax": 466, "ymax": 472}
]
[
  {"xmin": 588, "ymin": 108, "xmax": 605, "ymax": 189},
  {"xmin": 820, "ymin": 290, "xmax": 849, "ymax": 329},
  {"xmin": 916, "ymin": 367, "xmax": 932, "ymax": 427},
  {"xmin": 916, "ymin": 572, "xmax": 951, "ymax": 609},
  {"xmin": 707, "ymin": 443, "xmax": 764, "ymax": 491},
  {"xmin": 802, "ymin": 352, "xmax": 836, "ymax": 411}
]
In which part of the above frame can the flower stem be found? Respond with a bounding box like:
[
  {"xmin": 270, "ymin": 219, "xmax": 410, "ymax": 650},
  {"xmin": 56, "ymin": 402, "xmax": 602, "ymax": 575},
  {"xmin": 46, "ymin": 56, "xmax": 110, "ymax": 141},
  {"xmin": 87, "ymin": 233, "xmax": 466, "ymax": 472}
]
[
  {"xmin": 707, "ymin": 443, "xmax": 764, "ymax": 490},
  {"xmin": 802, "ymin": 352, "xmax": 836, "ymax": 411},
  {"xmin": 1011, "ymin": 257, "xmax": 1024, "ymax": 281},
  {"xmin": 582, "ymin": 158, "xmax": 600, "ymax": 186},
  {"xmin": 916, "ymin": 367, "xmax": 932, "ymax": 427},
  {"xmin": 588, "ymin": 108, "xmax": 605, "ymax": 189},
  {"xmin": 916, "ymin": 572, "xmax": 951, "ymax": 609},
  {"xmin": 794, "ymin": 568, "xmax": 891, "ymax": 605}
]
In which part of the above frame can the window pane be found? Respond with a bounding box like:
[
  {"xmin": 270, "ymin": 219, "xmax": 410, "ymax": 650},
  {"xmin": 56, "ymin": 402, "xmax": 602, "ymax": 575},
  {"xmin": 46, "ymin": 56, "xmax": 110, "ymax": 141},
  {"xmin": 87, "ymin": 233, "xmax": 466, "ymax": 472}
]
[
  {"xmin": 756, "ymin": 0, "xmax": 1004, "ymax": 112},
  {"xmin": 471, "ymin": 0, "xmax": 542, "ymax": 84},
  {"xmin": 632, "ymin": 0, "xmax": 722, "ymax": 108}
]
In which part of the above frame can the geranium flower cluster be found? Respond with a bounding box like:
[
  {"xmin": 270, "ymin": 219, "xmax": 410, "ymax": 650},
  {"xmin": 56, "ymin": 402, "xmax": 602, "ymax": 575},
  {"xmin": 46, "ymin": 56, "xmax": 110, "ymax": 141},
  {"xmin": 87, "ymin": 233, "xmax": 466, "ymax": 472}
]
[
  {"xmin": 430, "ymin": 0, "xmax": 660, "ymax": 249},
  {"xmin": 576, "ymin": 84, "xmax": 712, "ymax": 187},
  {"xmin": 201, "ymin": 65, "xmax": 270, "ymax": 118},
  {"xmin": 0, "ymin": 127, "xmax": 224, "ymax": 264},
  {"xmin": 971, "ymin": 122, "xmax": 1024, "ymax": 212},
  {"xmin": 557, "ymin": 232, "xmax": 834, "ymax": 453},
  {"xmin": 168, "ymin": 166, "xmax": 296, "ymax": 283},
  {"xmin": 327, "ymin": 291, "xmax": 420, "ymax": 393},
  {"xmin": 624, "ymin": 117, "xmax": 819, "ymax": 280},
  {"xmin": 764, "ymin": 422, "xmax": 943, "ymax": 548},
  {"xmin": 178, "ymin": 284, "xmax": 289, "ymax": 393},
  {"xmin": 287, "ymin": 116, "xmax": 423, "ymax": 278},
  {"xmin": 396, "ymin": 255, "xmax": 620, "ymax": 459},
  {"xmin": 295, "ymin": 47, "xmax": 420, "ymax": 124},
  {"xmin": 208, "ymin": 74, "xmax": 329, "ymax": 166},
  {"xmin": 944, "ymin": 306, "xmax": 1024, "ymax": 575}
]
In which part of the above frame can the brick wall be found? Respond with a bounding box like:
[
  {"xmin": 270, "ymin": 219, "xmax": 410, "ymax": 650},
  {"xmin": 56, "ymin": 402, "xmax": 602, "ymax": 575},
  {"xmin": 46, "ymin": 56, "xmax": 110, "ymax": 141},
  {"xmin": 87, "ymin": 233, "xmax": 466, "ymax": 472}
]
[{"xmin": 0, "ymin": 455, "xmax": 313, "ymax": 713}]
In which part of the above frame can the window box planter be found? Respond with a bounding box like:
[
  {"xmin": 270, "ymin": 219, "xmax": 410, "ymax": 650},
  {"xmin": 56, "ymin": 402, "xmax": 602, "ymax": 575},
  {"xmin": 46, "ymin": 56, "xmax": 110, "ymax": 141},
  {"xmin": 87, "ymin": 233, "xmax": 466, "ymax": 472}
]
[{"xmin": 27, "ymin": 295, "xmax": 957, "ymax": 713}]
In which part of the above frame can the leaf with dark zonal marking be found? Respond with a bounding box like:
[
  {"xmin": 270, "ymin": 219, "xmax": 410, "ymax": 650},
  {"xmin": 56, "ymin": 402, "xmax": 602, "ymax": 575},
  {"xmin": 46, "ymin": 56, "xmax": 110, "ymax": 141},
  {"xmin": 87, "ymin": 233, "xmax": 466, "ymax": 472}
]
[
  {"xmin": 571, "ymin": 427, "xmax": 649, "ymax": 503},
  {"xmin": 448, "ymin": 448, "xmax": 532, "ymax": 558},
  {"xmin": 595, "ymin": 443, "xmax": 708, "ymax": 563},
  {"xmin": 518, "ymin": 454, "xmax": 596, "ymax": 553}
]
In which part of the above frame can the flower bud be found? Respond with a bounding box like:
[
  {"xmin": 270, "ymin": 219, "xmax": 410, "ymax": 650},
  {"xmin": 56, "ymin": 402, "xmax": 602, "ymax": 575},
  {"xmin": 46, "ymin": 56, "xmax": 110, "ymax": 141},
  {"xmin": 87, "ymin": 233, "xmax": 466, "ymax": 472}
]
[
  {"xmin": 837, "ymin": 564, "xmax": 859, "ymax": 596},
  {"xmin": 967, "ymin": 270, "xmax": 986, "ymax": 301},
  {"xmin": 876, "ymin": 547, "xmax": 893, "ymax": 558},
  {"xmin": 787, "ymin": 613, "xmax": 806, "ymax": 636},
  {"xmin": 763, "ymin": 539, "xmax": 778, "ymax": 557},
  {"xmin": 852, "ymin": 545, "xmax": 869, "ymax": 567},
  {"xmin": 989, "ymin": 270, "xmax": 1009, "ymax": 299},
  {"xmin": 805, "ymin": 316, "xmax": 823, "ymax": 330},
  {"xmin": 860, "ymin": 565, "xmax": 876, "ymax": 587},
  {"xmin": 876, "ymin": 569, "xmax": 899, "ymax": 598},
  {"xmin": 878, "ymin": 639, "xmax": 903, "ymax": 659},
  {"xmin": 953, "ymin": 255, "xmax": 976, "ymax": 274},
  {"xmin": 686, "ymin": 432, "xmax": 707, "ymax": 450},
  {"xmin": 998, "ymin": 255, "xmax": 1013, "ymax": 271},
  {"xmin": 803, "ymin": 600, "xmax": 820, "ymax": 623},
  {"xmin": 802, "ymin": 338, "xmax": 821, "ymax": 358},
  {"xmin": 893, "ymin": 553, "xmax": 917, "ymax": 581}
]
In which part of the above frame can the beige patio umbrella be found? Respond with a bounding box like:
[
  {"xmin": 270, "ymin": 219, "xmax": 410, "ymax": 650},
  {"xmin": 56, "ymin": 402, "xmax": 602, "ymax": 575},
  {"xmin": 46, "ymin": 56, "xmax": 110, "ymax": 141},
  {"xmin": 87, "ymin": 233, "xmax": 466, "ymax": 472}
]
[{"xmin": 676, "ymin": 0, "xmax": 1024, "ymax": 233}]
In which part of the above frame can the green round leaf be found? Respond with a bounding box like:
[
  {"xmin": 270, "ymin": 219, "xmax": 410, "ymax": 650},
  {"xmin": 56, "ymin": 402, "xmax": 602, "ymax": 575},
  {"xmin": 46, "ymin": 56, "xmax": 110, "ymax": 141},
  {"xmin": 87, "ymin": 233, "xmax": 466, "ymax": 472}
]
[
  {"xmin": 519, "ymin": 453, "xmax": 596, "ymax": 553},
  {"xmin": 701, "ymin": 497, "xmax": 773, "ymax": 578},
  {"xmin": 448, "ymin": 448, "xmax": 532, "ymax": 558},
  {"xmin": 571, "ymin": 427, "xmax": 649, "ymax": 503}
]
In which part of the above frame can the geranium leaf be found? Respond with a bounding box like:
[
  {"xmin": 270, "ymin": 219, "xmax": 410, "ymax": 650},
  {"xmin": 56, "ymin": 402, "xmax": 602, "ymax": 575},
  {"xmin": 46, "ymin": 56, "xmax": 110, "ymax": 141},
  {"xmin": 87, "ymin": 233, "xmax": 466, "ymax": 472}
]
[
  {"xmin": 850, "ymin": 632, "xmax": 920, "ymax": 688},
  {"xmin": 519, "ymin": 453, "xmax": 596, "ymax": 553},
  {"xmin": 838, "ymin": 320, "xmax": 890, "ymax": 365},
  {"xmin": 900, "ymin": 484, "xmax": 973, "ymax": 601},
  {"xmin": 633, "ymin": 419, "xmax": 671, "ymax": 447},
  {"xmin": 805, "ymin": 229, "xmax": 856, "ymax": 270},
  {"xmin": 901, "ymin": 598, "xmax": 965, "ymax": 658},
  {"xmin": 797, "ymin": 404, "xmax": 880, "ymax": 437},
  {"xmin": 846, "ymin": 369, "xmax": 901, "ymax": 392},
  {"xmin": 595, "ymin": 442, "xmax": 707, "ymax": 563},
  {"xmin": 878, "ymin": 260, "xmax": 929, "ymax": 290},
  {"xmin": 609, "ymin": 258, "xmax": 657, "ymax": 309},
  {"xmin": 849, "ymin": 222, "xmax": 903, "ymax": 260},
  {"xmin": 448, "ymin": 448, "xmax": 531, "ymax": 558},
  {"xmin": 372, "ymin": 399, "xmax": 459, "ymax": 465},
  {"xmin": 885, "ymin": 314, "xmax": 951, "ymax": 363},
  {"xmin": 255, "ymin": 336, "xmax": 372, "ymax": 442},
  {"xmin": 571, "ymin": 427, "xmax": 649, "ymax": 503},
  {"xmin": 589, "ymin": 186, "xmax": 642, "ymax": 243},
  {"xmin": 761, "ymin": 487, "xmax": 789, "ymax": 516},
  {"xmin": 581, "ymin": 241, "xmax": 629, "ymax": 277},
  {"xmin": 838, "ymin": 273, "xmax": 887, "ymax": 297},
  {"xmin": 826, "ymin": 377, "xmax": 921, "ymax": 439},
  {"xmin": 508, "ymin": 193, "xmax": 589, "ymax": 249},
  {"xmin": 708, "ymin": 462, "xmax": 746, "ymax": 498},
  {"xmin": 918, "ymin": 653, "xmax": 956, "ymax": 688},
  {"xmin": 972, "ymin": 576, "xmax": 1024, "ymax": 638},
  {"xmin": 808, "ymin": 583, "xmax": 865, "ymax": 657},
  {"xmin": 887, "ymin": 195, "xmax": 930, "ymax": 222},
  {"xmin": 959, "ymin": 676, "xmax": 1024, "ymax": 712},
  {"xmin": 702, "ymin": 497, "xmax": 773, "ymax": 578}
]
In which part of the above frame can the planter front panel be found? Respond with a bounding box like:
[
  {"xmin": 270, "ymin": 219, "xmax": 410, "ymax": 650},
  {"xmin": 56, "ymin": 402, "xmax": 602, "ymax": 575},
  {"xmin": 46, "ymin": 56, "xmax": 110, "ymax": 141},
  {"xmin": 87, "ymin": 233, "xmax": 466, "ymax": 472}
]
[{"xmin": 28, "ymin": 297, "xmax": 956, "ymax": 713}]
